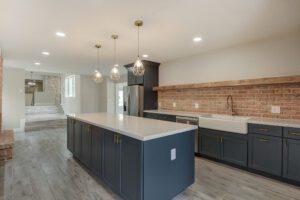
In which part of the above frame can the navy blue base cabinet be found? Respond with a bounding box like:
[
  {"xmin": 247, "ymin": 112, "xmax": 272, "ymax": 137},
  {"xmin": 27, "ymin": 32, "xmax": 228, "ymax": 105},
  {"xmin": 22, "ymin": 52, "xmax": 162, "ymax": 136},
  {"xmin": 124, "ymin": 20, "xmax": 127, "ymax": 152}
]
[
  {"xmin": 73, "ymin": 120, "xmax": 82, "ymax": 159},
  {"xmin": 248, "ymin": 133, "xmax": 282, "ymax": 176},
  {"xmin": 81, "ymin": 123, "xmax": 92, "ymax": 167},
  {"xmin": 283, "ymin": 127, "xmax": 300, "ymax": 182},
  {"xmin": 90, "ymin": 126, "xmax": 103, "ymax": 178},
  {"xmin": 248, "ymin": 124, "xmax": 283, "ymax": 176},
  {"xmin": 199, "ymin": 128, "xmax": 248, "ymax": 167},
  {"xmin": 67, "ymin": 118, "xmax": 74, "ymax": 153},
  {"xmin": 67, "ymin": 117, "xmax": 195, "ymax": 200}
]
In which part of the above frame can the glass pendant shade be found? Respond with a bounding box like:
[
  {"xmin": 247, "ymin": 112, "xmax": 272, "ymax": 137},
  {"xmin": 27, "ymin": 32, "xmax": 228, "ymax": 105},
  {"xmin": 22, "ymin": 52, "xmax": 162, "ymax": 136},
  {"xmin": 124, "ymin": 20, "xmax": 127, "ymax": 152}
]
[
  {"xmin": 94, "ymin": 70, "xmax": 103, "ymax": 83},
  {"xmin": 133, "ymin": 57, "xmax": 144, "ymax": 76},
  {"xmin": 132, "ymin": 20, "xmax": 145, "ymax": 76},
  {"xmin": 110, "ymin": 66, "xmax": 120, "ymax": 81},
  {"xmin": 93, "ymin": 44, "xmax": 103, "ymax": 83},
  {"xmin": 110, "ymin": 35, "xmax": 120, "ymax": 81}
]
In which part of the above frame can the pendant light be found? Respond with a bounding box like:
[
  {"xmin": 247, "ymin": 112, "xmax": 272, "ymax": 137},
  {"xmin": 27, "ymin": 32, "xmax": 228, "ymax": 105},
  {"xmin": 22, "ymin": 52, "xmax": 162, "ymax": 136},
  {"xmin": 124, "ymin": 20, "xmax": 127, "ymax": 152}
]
[
  {"xmin": 27, "ymin": 72, "xmax": 36, "ymax": 87},
  {"xmin": 94, "ymin": 44, "xmax": 103, "ymax": 83},
  {"xmin": 132, "ymin": 20, "xmax": 145, "ymax": 76},
  {"xmin": 110, "ymin": 35, "xmax": 120, "ymax": 81}
]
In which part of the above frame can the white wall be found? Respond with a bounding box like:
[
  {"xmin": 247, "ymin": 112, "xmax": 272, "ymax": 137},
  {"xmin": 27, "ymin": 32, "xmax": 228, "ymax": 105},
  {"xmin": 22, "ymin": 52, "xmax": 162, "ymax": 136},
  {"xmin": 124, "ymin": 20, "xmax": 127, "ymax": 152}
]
[
  {"xmin": 80, "ymin": 75, "xmax": 108, "ymax": 113},
  {"xmin": 3, "ymin": 67, "xmax": 25, "ymax": 130},
  {"xmin": 61, "ymin": 74, "xmax": 114, "ymax": 114},
  {"xmin": 159, "ymin": 31, "xmax": 300, "ymax": 85},
  {"xmin": 61, "ymin": 74, "xmax": 81, "ymax": 114}
]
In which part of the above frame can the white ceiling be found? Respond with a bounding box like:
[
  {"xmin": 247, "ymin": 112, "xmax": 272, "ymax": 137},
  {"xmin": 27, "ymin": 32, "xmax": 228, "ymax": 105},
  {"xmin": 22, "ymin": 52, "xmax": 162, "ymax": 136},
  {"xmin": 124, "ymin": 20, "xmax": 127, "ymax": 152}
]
[{"xmin": 1, "ymin": 0, "xmax": 300, "ymax": 75}]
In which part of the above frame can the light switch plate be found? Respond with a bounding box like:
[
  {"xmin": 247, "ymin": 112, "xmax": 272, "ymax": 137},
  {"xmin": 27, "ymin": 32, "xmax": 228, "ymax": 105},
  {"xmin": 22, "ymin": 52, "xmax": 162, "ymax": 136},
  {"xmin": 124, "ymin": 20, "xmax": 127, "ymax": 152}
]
[
  {"xmin": 271, "ymin": 106, "xmax": 280, "ymax": 114},
  {"xmin": 171, "ymin": 148, "xmax": 176, "ymax": 161},
  {"xmin": 172, "ymin": 102, "xmax": 177, "ymax": 108},
  {"xmin": 194, "ymin": 103, "xmax": 199, "ymax": 109}
]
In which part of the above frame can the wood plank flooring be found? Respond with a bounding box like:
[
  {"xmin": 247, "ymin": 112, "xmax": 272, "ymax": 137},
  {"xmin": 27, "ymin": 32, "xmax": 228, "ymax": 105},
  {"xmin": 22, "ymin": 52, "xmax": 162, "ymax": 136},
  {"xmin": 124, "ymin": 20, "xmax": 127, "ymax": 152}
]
[{"xmin": 0, "ymin": 128, "xmax": 299, "ymax": 200}]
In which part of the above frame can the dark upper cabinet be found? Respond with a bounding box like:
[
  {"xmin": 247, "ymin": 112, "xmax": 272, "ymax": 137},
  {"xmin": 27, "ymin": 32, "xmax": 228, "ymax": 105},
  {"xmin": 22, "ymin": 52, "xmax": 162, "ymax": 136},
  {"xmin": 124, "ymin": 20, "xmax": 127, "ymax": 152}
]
[
  {"xmin": 199, "ymin": 128, "xmax": 221, "ymax": 159},
  {"xmin": 67, "ymin": 118, "xmax": 74, "ymax": 153},
  {"xmin": 74, "ymin": 120, "xmax": 82, "ymax": 159},
  {"xmin": 120, "ymin": 135, "xmax": 143, "ymax": 200},
  {"xmin": 102, "ymin": 130, "xmax": 121, "ymax": 192},
  {"xmin": 81, "ymin": 123, "xmax": 92, "ymax": 167},
  {"xmin": 221, "ymin": 133, "xmax": 248, "ymax": 167},
  {"xmin": 90, "ymin": 126, "xmax": 103, "ymax": 178},
  {"xmin": 248, "ymin": 133, "xmax": 282, "ymax": 176},
  {"xmin": 124, "ymin": 60, "xmax": 160, "ymax": 110},
  {"xmin": 127, "ymin": 69, "xmax": 144, "ymax": 86}
]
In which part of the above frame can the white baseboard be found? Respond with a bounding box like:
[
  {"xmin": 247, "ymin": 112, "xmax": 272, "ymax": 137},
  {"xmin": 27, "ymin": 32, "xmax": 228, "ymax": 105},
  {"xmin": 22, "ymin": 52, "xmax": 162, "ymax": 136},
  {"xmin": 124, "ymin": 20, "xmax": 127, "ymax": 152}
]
[{"xmin": 13, "ymin": 118, "xmax": 25, "ymax": 132}]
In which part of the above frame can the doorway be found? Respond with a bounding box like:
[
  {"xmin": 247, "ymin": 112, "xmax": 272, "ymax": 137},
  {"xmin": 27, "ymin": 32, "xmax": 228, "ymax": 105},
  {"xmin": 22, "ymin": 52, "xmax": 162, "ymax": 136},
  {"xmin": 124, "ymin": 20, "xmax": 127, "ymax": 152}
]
[{"xmin": 115, "ymin": 82, "xmax": 127, "ymax": 114}]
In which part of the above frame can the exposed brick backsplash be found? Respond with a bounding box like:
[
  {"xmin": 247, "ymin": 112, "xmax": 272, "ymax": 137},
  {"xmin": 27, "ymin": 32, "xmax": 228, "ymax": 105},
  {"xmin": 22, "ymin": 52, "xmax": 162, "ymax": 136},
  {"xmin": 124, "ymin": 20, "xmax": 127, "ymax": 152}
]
[{"xmin": 158, "ymin": 83, "xmax": 300, "ymax": 120}]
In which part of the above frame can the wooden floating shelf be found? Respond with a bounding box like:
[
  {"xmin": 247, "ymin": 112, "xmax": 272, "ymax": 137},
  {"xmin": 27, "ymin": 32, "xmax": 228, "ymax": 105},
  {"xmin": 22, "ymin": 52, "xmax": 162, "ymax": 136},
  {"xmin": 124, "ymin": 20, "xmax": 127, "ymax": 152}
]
[{"xmin": 153, "ymin": 75, "xmax": 300, "ymax": 91}]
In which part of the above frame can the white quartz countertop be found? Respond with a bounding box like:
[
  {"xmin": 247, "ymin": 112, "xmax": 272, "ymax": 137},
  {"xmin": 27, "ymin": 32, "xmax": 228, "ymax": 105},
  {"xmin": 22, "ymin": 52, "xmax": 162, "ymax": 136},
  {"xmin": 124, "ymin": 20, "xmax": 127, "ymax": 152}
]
[
  {"xmin": 144, "ymin": 110, "xmax": 300, "ymax": 128},
  {"xmin": 67, "ymin": 112, "xmax": 197, "ymax": 141}
]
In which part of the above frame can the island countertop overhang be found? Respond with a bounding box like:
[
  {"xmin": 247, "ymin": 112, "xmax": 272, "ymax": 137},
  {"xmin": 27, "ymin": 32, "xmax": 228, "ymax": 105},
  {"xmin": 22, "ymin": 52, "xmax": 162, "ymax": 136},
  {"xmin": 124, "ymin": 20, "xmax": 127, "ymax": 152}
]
[{"xmin": 67, "ymin": 112, "xmax": 197, "ymax": 141}]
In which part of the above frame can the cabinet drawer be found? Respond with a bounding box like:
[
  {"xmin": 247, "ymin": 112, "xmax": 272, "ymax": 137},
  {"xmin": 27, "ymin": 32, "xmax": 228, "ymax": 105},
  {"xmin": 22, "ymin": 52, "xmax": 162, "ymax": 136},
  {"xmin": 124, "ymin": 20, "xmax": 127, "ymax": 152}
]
[
  {"xmin": 159, "ymin": 114, "xmax": 176, "ymax": 122},
  {"xmin": 144, "ymin": 112, "xmax": 176, "ymax": 122},
  {"xmin": 143, "ymin": 112, "xmax": 158, "ymax": 119},
  {"xmin": 248, "ymin": 124, "xmax": 282, "ymax": 137},
  {"xmin": 284, "ymin": 127, "xmax": 300, "ymax": 140}
]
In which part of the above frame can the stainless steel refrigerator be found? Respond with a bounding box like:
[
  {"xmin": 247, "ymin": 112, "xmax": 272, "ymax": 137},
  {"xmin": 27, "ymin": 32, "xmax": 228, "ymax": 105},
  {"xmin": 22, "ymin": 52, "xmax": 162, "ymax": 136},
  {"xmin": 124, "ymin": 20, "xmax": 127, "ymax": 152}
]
[{"xmin": 123, "ymin": 85, "xmax": 144, "ymax": 116}]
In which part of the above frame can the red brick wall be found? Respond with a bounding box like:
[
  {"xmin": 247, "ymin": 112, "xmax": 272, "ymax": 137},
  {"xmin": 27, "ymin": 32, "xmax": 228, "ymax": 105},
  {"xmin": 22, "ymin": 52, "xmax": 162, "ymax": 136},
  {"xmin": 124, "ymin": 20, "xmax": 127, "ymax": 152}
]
[{"xmin": 158, "ymin": 83, "xmax": 300, "ymax": 119}]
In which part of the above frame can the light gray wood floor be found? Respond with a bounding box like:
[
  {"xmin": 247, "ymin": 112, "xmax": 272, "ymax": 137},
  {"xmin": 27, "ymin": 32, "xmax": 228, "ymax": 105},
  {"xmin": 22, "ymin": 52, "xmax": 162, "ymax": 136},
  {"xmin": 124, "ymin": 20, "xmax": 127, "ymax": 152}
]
[{"xmin": 1, "ymin": 128, "xmax": 300, "ymax": 200}]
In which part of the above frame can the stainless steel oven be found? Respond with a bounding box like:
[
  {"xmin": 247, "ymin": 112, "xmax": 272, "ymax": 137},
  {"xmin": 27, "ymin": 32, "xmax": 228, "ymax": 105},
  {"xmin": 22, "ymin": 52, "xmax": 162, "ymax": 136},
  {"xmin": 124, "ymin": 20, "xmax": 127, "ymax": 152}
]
[{"xmin": 176, "ymin": 116, "xmax": 199, "ymax": 155}]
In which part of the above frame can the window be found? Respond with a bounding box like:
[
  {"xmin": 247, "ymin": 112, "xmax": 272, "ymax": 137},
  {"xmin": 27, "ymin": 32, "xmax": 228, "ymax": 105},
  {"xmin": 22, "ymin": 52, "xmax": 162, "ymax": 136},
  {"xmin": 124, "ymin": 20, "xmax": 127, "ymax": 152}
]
[{"xmin": 65, "ymin": 75, "xmax": 76, "ymax": 98}]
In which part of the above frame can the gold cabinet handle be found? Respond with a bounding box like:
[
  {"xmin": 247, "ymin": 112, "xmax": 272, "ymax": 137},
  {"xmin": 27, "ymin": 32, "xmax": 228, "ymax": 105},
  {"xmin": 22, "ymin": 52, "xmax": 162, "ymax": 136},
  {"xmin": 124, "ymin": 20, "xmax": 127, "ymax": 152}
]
[
  {"xmin": 118, "ymin": 135, "xmax": 122, "ymax": 144},
  {"xmin": 259, "ymin": 139, "xmax": 269, "ymax": 142},
  {"xmin": 220, "ymin": 137, "xmax": 223, "ymax": 143},
  {"xmin": 289, "ymin": 132, "xmax": 300, "ymax": 136}
]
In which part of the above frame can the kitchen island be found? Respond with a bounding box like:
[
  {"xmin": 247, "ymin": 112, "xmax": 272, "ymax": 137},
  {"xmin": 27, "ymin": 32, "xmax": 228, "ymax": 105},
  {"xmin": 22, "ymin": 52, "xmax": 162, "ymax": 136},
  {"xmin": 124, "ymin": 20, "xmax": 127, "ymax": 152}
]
[{"xmin": 67, "ymin": 112, "xmax": 197, "ymax": 200}]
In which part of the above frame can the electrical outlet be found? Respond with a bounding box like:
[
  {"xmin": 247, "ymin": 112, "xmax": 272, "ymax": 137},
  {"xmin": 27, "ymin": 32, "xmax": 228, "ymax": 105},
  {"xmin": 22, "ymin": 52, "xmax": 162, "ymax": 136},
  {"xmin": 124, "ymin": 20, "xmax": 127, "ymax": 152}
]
[
  {"xmin": 271, "ymin": 106, "xmax": 280, "ymax": 114},
  {"xmin": 171, "ymin": 148, "xmax": 176, "ymax": 161},
  {"xmin": 172, "ymin": 102, "xmax": 177, "ymax": 108},
  {"xmin": 194, "ymin": 103, "xmax": 199, "ymax": 109}
]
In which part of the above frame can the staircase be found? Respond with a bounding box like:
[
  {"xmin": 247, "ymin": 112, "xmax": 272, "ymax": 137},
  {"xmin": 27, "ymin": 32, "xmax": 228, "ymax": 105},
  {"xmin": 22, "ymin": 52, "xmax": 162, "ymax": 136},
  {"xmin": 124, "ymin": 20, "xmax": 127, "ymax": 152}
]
[{"xmin": 25, "ymin": 105, "xmax": 67, "ymax": 132}]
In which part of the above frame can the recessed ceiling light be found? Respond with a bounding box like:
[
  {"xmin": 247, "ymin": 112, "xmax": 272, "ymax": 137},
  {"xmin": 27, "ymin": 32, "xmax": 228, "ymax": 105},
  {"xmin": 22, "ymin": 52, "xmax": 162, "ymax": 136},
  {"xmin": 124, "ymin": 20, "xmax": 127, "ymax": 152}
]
[
  {"xmin": 56, "ymin": 32, "xmax": 66, "ymax": 37},
  {"xmin": 34, "ymin": 62, "xmax": 41, "ymax": 65},
  {"xmin": 193, "ymin": 37, "xmax": 202, "ymax": 42},
  {"xmin": 142, "ymin": 54, "xmax": 149, "ymax": 58},
  {"xmin": 42, "ymin": 51, "xmax": 50, "ymax": 56}
]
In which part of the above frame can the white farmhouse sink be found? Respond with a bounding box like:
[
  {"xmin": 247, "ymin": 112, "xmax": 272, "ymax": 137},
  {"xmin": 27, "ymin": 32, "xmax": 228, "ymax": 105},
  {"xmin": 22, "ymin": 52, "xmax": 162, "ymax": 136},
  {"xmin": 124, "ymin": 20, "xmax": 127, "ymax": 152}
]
[{"xmin": 198, "ymin": 114, "xmax": 250, "ymax": 134}]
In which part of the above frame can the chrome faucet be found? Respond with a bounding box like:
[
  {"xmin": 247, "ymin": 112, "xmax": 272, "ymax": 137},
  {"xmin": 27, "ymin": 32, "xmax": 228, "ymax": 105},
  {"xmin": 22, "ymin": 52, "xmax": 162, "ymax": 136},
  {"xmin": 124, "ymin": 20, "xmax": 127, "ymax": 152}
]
[{"xmin": 226, "ymin": 95, "xmax": 235, "ymax": 116}]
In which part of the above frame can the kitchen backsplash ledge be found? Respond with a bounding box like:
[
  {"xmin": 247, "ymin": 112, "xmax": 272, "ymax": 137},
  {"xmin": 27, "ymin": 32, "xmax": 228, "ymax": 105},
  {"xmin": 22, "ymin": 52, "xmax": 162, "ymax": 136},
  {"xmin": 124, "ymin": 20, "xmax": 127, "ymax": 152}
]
[{"xmin": 158, "ymin": 82, "xmax": 300, "ymax": 120}]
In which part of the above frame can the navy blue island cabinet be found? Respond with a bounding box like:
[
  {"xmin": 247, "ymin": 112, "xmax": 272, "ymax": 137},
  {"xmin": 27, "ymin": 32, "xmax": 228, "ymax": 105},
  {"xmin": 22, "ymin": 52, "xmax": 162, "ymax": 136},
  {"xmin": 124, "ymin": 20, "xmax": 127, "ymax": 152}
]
[{"xmin": 67, "ymin": 117, "xmax": 195, "ymax": 200}]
